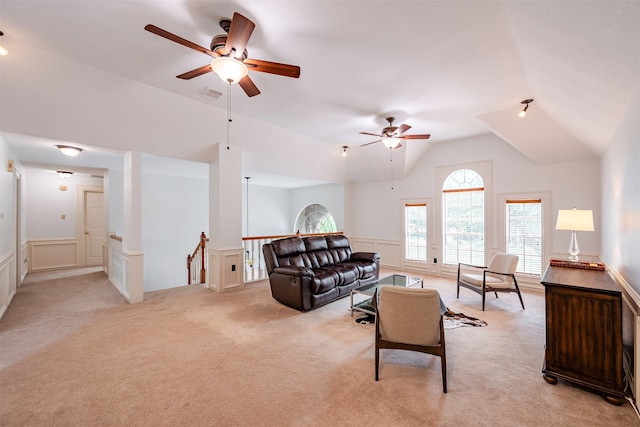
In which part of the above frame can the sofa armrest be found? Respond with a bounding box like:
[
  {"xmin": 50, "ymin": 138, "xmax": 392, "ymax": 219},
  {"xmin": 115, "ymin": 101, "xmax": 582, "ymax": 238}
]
[
  {"xmin": 272, "ymin": 266, "xmax": 315, "ymax": 277},
  {"xmin": 350, "ymin": 252, "xmax": 381, "ymax": 263}
]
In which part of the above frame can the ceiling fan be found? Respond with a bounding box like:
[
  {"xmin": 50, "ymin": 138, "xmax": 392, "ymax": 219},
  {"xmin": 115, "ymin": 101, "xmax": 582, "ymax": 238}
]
[
  {"xmin": 360, "ymin": 117, "xmax": 430, "ymax": 149},
  {"xmin": 145, "ymin": 12, "xmax": 300, "ymax": 97}
]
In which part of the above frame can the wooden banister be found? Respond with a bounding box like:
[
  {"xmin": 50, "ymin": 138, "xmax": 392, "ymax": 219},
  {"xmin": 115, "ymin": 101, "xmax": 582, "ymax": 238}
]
[{"xmin": 187, "ymin": 232, "xmax": 209, "ymax": 285}]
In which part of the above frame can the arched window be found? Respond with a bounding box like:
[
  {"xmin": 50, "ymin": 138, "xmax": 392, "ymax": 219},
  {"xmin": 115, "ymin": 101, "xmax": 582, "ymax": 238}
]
[
  {"xmin": 294, "ymin": 204, "xmax": 337, "ymax": 234},
  {"xmin": 443, "ymin": 169, "xmax": 485, "ymax": 266}
]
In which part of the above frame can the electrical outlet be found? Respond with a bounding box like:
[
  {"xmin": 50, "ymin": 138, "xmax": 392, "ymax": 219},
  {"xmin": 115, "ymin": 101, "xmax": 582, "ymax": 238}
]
[{"xmin": 231, "ymin": 264, "xmax": 236, "ymax": 271}]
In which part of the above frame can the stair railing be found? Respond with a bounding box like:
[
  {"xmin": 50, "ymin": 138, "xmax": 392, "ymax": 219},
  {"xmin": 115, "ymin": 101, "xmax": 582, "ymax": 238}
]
[
  {"xmin": 242, "ymin": 231, "xmax": 343, "ymax": 283},
  {"xmin": 187, "ymin": 232, "xmax": 209, "ymax": 285}
]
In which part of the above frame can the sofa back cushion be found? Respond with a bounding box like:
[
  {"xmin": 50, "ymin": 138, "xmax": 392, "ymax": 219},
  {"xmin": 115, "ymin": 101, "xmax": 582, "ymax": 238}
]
[
  {"xmin": 303, "ymin": 236, "xmax": 331, "ymax": 268},
  {"xmin": 266, "ymin": 235, "xmax": 354, "ymax": 271},
  {"xmin": 272, "ymin": 237, "xmax": 308, "ymax": 268},
  {"xmin": 325, "ymin": 235, "xmax": 352, "ymax": 263}
]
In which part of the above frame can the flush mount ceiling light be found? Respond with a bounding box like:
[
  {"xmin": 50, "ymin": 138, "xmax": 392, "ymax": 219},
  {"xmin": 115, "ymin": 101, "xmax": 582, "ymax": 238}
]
[
  {"xmin": 518, "ymin": 99, "xmax": 534, "ymax": 118},
  {"xmin": 56, "ymin": 145, "xmax": 83, "ymax": 157},
  {"xmin": 210, "ymin": 57, "xmax": 248, "ymax": 84},
  {"xmin": 56, "ymin": 170, "xmax": 73, "ymax": 179}
]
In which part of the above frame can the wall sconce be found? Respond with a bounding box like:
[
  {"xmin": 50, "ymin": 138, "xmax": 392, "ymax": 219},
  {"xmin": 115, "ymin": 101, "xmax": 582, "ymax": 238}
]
[
  {"xmin": 342, "ymin": 146, "xmax": 348, "ymax": 157},
  {"xmin": 57, "ymin": 171, "xmax": 73, "ymax": 179},
  {"xmin": 555, "ymin": 208, "xmax": 594, "ymax": 262},
  {"xmin": 56, "ymin": 145, "xmax": 83, "ymax": 157},
  {"xmin": 518, "ymin": 99, "xmax": 534, "ymax": 117}
]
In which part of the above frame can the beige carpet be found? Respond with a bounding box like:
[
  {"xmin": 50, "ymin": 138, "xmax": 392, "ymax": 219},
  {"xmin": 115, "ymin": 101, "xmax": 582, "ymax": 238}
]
[{"xmin": 0, "ymin": 268, "xmax": 637, "ymax": 426}]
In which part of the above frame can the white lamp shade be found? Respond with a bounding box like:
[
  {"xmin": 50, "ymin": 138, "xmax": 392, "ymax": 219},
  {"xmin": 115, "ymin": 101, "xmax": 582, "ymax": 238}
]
[
  {"xmin": 555, "ymin": 209, "xmax": 594, "ymax": 231},
  {"xmin": 210, "ymin": 57, "xmax": 248, "ymax": 84}
]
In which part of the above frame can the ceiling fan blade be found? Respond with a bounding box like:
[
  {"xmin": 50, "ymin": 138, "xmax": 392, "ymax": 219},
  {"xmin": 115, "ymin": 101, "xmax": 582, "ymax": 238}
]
[
  {"xmin": 176, "ymin": 64, "xmax": 213, "ymax": 80},
  {"xmin": 145, "ymin": 24, "xmax": 218, "ymax": 58},
  {"xmin": 401, "ymin": 134, "xmax": 431, "ymax": 140},
  {"xmin": 225, "ymin": 12, "xmax": 256, "ymax": 58},
  {"xmin": 243, "ymin": 58, "xmax": 301, "ymax": 78},
  {"xmin": 238, "ymin": 75, "xmax": 261, "ymax": 97},
  {"xmin": 360, "ymin": 140, "xmax": 381, "ymax": 147},
  {"xmin": 359, "ymin": 132, "xmax": 383, "ymax": 137},
  {"xmin": 396, "ymin": 124, "xmax": 411, "ymax": 135}
]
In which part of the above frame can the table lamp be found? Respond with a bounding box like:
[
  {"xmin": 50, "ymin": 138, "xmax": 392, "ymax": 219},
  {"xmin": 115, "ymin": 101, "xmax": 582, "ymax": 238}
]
[{"xmin": 555, "ymin": 208, "xmax": 594, "ymax": 262}]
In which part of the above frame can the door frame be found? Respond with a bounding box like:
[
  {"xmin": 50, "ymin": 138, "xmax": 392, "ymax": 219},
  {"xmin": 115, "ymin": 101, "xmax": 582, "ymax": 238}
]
[
  {"xmin": 76, "ymin": 185, "xmax": 104, "ymax": 267},
  {"xmin": 15, "ymin": 171, "xmax": 22, "ymax": 287}
]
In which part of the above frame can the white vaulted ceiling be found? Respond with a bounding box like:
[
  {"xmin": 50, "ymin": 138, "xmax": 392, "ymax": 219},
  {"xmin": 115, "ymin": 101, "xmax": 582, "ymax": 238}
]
[{"xmin": 1, "ymin": 1, "xmax": 639, "ymax": 186}]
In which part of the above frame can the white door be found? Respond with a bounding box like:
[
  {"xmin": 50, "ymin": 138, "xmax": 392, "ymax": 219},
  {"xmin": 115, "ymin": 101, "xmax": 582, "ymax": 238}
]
[{"xmin": 84, "ymin": 191, "xmax": 104, "ymax": 266}]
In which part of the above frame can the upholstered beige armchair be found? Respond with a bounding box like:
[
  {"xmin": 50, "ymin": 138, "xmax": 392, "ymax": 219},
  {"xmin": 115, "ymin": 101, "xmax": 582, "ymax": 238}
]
[
  {"xmin": 374, "ymin": 286, "xmax": 447, "ymax": 393},
  {"xmin": 456, "ymin": 253, "xmax": 524, "ymax": 311}
]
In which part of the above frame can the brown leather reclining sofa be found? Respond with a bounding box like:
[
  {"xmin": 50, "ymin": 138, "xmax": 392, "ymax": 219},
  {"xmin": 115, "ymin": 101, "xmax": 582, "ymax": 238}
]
[{"xmin": 262, "ymin": 234, "xmax": 380, "ymax": 311}]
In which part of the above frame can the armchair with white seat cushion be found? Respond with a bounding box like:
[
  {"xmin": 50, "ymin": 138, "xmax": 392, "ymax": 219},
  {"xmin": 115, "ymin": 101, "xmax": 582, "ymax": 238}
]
[{"xmin": 456, "ymin": 253, "xmax": 524, "ymax": 311}]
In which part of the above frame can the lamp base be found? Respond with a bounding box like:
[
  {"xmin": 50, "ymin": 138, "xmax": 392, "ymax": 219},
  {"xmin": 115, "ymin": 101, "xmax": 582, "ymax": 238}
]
[{"xmin": 567, "ymin": 230, "xmax": 580, "ymax": 262}]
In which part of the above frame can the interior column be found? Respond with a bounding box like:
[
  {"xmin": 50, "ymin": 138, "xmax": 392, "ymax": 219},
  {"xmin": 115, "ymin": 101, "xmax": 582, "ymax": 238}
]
[
  {"xmin": 123, "ymin": 150, "xmax": 144, "ymax": 303},
  {"xmin": 208, "ymin": 143, "xmax": 243, "ymax": 292}
]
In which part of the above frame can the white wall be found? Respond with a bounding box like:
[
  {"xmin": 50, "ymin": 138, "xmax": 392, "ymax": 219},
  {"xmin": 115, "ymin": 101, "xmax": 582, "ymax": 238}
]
[
  {"xmin": 349, "ymin": 133, "xmax": 601, "ymax": 258},
  {"xmin": 107, "ymin": 168, "xmax": 124, "ymax": 237},
  {"xmin": 291, "ymin": 184, "xmax": 345, "ymax": 232},
  {"xmin": 241, "ymin": 183, "xmax": 346, "ymax": 237},
  {"xmin": 24, "ymin": 170, "xmax": 104, "ymax": 240},
  {"xmin": 141, "ymin": 156, "xmax": 209, "ymax": 292},
  {"xmin": 242, "ymin": 183, "xmax": 290, "ymax": 237},
  {"xmin": 602, "ymin": 89, "xmax": 640, "ymax": 297},
  {"xmin": 0, "ymin": 138, "xmax": 19, "ymax": 256}
]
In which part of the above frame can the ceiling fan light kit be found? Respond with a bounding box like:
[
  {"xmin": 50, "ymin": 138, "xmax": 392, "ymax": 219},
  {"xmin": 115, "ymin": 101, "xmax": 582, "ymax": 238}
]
[
  {"xmin": 211, "ymin": 57, "xmax": 248, "ymax": 84},
  {"xmin": 382, "ymin": 137, "xmax": 402, "ymax": 149}
]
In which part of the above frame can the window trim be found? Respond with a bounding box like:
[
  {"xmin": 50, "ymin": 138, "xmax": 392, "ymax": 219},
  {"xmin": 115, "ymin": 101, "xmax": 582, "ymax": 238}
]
[
  {"xmin": 401, "ymin": 198, "xmax": 431, "ymax": 268},
  {"xmin": 436, "ymin": 161, "xmax": 492, "ymax": 272},
  {"xmin": 498, "ymin": 191, "xmax": 552, "ymax": 278}
]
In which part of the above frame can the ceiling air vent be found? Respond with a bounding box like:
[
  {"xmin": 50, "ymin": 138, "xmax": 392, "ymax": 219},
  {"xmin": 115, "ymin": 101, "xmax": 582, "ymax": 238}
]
[{"xmin": 202, "ymin": 87, "xmax": 223, "ymax": 100}]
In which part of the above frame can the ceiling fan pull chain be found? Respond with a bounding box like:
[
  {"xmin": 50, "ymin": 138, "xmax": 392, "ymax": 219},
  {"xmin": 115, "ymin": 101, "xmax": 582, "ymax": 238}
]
[
  {"xmin": 390, "ymin": 147, "xmax": 394, "ymax": 190},
  {"xmin": 226, "ymin": 82, "xmax": 232, "ymax": 150}
]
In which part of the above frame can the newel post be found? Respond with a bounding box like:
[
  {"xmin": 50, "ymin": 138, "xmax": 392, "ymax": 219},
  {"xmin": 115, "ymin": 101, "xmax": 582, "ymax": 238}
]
[{"xmin": 200, "ymin": 232, "xmax": 208, "ymax": 284}]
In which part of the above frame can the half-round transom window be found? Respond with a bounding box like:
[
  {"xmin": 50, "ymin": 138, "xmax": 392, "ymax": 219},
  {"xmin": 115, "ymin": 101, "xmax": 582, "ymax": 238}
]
[{"xmin": 294, "ymin": 204, "xmax": 337, "ymax": 234}]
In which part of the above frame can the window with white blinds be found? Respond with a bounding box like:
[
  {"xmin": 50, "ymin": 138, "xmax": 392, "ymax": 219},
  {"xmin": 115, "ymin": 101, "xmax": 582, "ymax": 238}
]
[{"xmin": 505, "ymin": 199, "xmax": 542, "ymax": 275}]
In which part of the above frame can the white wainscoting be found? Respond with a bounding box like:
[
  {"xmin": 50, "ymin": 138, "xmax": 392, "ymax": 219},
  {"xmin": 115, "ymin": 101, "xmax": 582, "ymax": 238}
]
[
  {"xmin": 350, "ymin": 237, "xmax": 401, "ymax": 267},
  {"xmin": 27, "ymin": 239, "xmax": 78, "ymax": 272},
  {"xmin": 609, "ymin": 267, "xmax": 640, "ymax": 401},
  {"xmin": 0, "ymin": 250, "xmax": 17, "ymax": 320},
  {"xmin": 108, "ymin": 236, "xmax": 125, "ymax": 297}
]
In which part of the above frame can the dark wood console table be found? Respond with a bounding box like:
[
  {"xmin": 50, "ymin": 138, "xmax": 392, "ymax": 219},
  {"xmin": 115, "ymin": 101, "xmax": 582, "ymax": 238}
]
[{"xmin": 540, "ymin": 264, "xmax": 625, "ymax": 405}]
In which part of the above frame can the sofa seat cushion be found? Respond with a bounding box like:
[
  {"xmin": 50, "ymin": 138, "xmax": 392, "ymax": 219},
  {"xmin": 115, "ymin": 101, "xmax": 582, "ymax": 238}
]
[
  {"xmin": 326, "ymin": 264, "xmax": 359, "ymax": 286},
  {"xmin": 351, "ymin": 261, "xmax": 377, "ymax": 279},
  {"xmin": 311, "ymin": 269, "xmax": 340, "ymax": 294},
  {"xmin": 459, "ymin": 273, "xmax": 513, "ymax": 289}
]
